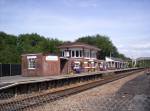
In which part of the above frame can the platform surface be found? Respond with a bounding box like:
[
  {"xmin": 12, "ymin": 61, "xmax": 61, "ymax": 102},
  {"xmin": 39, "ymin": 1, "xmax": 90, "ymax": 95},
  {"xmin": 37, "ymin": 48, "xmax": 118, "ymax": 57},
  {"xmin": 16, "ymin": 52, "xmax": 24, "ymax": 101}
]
[{"xmin": 0, "ymin": 68, "xmax": 134, "ymax": 90}]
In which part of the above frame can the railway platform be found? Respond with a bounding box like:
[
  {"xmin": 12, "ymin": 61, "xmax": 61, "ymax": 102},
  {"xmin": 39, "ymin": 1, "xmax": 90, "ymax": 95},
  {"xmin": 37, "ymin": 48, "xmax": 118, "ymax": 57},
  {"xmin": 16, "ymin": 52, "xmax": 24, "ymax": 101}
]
[
  {"xmin": 0, "ymin": 70, "xmax": 112, "ymax": 90},
  {"xmin": 0, "ymin": 68, "xmax": 143, "ymax": 95}
]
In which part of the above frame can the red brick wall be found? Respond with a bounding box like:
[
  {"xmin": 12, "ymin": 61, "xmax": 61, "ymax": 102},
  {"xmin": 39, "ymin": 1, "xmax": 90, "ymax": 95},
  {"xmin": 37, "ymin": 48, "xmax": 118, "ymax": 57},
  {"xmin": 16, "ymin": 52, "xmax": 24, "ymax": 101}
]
[
  {"xmin": 60, "ymin": 58, "xmax": 100, "ymax": 74},
  {"xmin": 21, "ymin": 54, "xmax": 60, "ymax": 77},
  {"xmin": 21, "ymin": 54, "xmax": 43, "ymax": 76},
  {"xmin": 22, "ymin": 53, "xmax": 100, "ymax": 76},
  {"xmin": 42, "ymin": 56, "xmax": 60, "ymax": 76}
]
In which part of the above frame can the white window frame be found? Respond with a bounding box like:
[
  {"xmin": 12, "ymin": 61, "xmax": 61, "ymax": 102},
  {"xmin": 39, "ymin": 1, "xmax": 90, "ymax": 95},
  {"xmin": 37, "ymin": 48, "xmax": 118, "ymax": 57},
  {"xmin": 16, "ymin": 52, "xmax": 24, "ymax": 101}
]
[
  {"xmin": 84, "ymin": 49, "xmax": 90, "ymax": 59},
  {"xmin": 91, "ymin": 51, "xmax": 97, "ymax": 59},
  {"xmin": 27, "ymin": 56, "xmax": 37, "ymax": 69},
  {"xmin": 70, "ymin": 48, "xmax": 83, "ymax": 58},
  {"xmin": 64, "ymin": 50, "xmax": 70, "ymax": 57}
]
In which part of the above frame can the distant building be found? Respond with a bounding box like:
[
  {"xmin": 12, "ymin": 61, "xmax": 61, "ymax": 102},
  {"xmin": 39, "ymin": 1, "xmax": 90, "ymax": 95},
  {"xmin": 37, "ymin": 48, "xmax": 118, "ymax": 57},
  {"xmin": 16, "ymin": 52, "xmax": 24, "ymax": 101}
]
[
  {"xmin": 59, "ymin": 42, "xmax": 101, "ymax": 74},
  {"xmin": 105, "ymin": 57, "xmax": 128, "ymax": 69},
  {"xmin": 136, "ymin": 57, "xmax": 150, "ymax": 67},
  {"xmin": 136, "ymin": 57, "xmax": 150, "ymax": 61}
]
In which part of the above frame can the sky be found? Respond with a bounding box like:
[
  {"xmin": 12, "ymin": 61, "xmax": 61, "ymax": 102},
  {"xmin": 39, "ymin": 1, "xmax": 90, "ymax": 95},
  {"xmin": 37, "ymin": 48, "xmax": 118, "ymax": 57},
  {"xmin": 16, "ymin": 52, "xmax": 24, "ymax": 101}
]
[{"xmin": 0, "ymin": 0, "xmax": 150, "ymax": 59}]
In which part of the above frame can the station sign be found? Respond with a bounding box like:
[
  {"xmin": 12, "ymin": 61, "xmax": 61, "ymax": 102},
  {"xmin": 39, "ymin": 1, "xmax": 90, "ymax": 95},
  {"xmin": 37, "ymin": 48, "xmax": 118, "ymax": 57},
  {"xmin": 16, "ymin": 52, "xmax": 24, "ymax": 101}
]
[
  {"xmin": 46, "ymin": 56, "xmax": 58, "ymax": 61},
  {"xmin": 27, "ymin": 56, "xmax": 37, "ymax": 59}
]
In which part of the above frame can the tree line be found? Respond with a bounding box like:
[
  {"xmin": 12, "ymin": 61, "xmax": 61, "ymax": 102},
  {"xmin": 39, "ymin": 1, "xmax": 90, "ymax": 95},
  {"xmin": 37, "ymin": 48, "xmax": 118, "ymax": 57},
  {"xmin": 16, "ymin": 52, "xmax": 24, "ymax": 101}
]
[{"xmin": 0, "ymin": 31, "xmax": 128, "ymax": 63}]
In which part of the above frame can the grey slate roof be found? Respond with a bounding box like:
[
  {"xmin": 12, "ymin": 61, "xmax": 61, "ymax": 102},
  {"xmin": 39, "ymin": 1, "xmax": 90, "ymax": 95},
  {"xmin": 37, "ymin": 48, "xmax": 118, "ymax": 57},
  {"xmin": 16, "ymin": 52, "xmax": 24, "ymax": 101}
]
[{"xmin": 59, "ymin": 42, "xmax": 101, "ymax": 51}]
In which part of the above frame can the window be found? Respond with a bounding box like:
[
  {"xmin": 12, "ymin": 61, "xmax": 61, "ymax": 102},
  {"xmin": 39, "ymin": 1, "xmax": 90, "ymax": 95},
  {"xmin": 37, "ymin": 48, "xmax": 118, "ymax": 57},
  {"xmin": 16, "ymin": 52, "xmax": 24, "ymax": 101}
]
[
  {"xmin": 91, "ymin": 51, "xmax": 96, "ymax": 58},
  {"xmin": 94, "ymin": 52, "xmax": 96, "ymax": 58},
  {"xmin": 72, "ymin": 50, "xmax": 74, "ymax": 57},
  {"xmin": 28, "ymin": 58, "xmax": 36, "ymax": 69},
  {"xmin": 84, "ymin": 50, "xmax": 89, "ymax": 58},
  {"xmin": 62, "ymin": 51, "xmax": 64, "ymax": 57},
  {"xmin": 71, "ymin": 49, "xmax": 82, "ymax": 58},
  {"xmin": 76, "ymin": 50, "xmax": 79, "ymax": 57},
  {"xmin": 61, "ymin": 51, "xmax": 63, "ymax": 56},
  {"xmin": 80, "ymin": 50, "xmax": 82, "ymax": 57},
  {"xmin": 84, "ymin": 51, "xmax": 86, "ymax": 57},
  {"xmin": 64, "ymin": 50, "xmax": 69, "ymax": 57},
  {"xmin": 85, "ymin": 51, "xmax": 90, "ymax": 58}
]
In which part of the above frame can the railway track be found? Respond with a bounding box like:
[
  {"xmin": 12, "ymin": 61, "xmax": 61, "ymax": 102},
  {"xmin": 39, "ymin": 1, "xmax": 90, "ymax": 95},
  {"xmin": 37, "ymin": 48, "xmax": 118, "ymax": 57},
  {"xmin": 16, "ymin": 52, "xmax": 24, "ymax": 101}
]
[{"xmin": 0, "ymin": 69, "xmax": 144, "ymax": 111}]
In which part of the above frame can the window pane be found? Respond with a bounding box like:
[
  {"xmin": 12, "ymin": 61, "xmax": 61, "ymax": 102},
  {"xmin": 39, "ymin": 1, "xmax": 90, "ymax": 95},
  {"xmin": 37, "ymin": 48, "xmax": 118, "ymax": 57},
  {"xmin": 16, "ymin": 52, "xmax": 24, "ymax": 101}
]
[
  {"xmin": 80, "ymin": 50, "xmax": 82, "ymax": 57},
  {"xmin": 72, "ymin": 51, "xmax": 74, "ymax": 57},
  {"xmin": 84, "ymin": 51, "xmax": 86, "ymax": 57},
  {"xmin": 76, "ymin": 50, "xmax": 79, "ymax": 57},
  {"xmin": 28, "ymin": 58, "xmax": 36, "ymax": 69},
  {"xmin": 61, "ymin": 51, "xmax": 63, "ymax": 56},
  {"xmin": 87, "ymin": 52, "xmax": 90, "ymax": 57},
  {"xmin": 86, "ymin": 52, "xmax": 87, "ymax": 57}
]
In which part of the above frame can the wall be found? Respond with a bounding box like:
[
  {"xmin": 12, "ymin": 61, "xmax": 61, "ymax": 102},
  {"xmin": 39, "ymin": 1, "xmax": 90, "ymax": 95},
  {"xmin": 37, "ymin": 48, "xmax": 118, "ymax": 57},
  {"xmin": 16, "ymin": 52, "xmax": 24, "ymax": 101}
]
[
  {"xmin": 42, "ymin": 55, "xmax": 60, "ymax": 76},
  {"xmin": 21, "ymin": 54, "xmax": 43, "ymax": 76},
  {"xmin": 21, "ymin": 54, "xmax": 60, "ymax": 77}
]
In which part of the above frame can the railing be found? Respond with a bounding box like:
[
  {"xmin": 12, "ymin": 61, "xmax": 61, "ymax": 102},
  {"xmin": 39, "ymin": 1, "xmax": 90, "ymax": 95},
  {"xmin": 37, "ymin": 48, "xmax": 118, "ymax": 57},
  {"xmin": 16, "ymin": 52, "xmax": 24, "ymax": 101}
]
[{"xmin": 0, "ymin": 64, "xmax": 21, "ymax": 77}]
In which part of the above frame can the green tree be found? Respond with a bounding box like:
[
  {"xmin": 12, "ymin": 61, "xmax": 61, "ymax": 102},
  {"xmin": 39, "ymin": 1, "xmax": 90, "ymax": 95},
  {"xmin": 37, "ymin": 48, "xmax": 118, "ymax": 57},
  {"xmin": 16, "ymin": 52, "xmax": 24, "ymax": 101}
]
[
  {"xmin": 0, "ymin": 32, "xmax": 128, "ymax": 63},
  {"xmin": 0, "ymin": 32, "xmax": 63, "ymax": 63},
  {"xmin": 76, "ymin": 34, "xmax": 127, "ymax": 59},
  {"xmin": 0, "ymin": 32, "xmax": 20, "ymax": 63}
]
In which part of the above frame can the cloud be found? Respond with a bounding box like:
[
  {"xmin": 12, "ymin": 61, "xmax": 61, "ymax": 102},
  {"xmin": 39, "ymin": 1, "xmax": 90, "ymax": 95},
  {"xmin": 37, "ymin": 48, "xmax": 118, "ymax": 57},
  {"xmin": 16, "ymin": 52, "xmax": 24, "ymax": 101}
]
[
  {"xmin": 0, "ymin": 0, "xmax": 150, "ymax": 58},
  {"xmin": 130, "ymin": 43, "xmax": 150, "ymax": 50},
  {"xmin": 116, "ymin": 40, "xmax": 150, "ymax": 58}
]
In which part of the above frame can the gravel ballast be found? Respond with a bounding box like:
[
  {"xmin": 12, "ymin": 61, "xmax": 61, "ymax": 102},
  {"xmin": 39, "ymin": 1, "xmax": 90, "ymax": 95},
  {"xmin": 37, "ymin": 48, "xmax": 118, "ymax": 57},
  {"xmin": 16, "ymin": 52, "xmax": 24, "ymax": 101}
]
[{"xmin": 33, "ymin": 71, "xmax": 150, "ymax": 111}]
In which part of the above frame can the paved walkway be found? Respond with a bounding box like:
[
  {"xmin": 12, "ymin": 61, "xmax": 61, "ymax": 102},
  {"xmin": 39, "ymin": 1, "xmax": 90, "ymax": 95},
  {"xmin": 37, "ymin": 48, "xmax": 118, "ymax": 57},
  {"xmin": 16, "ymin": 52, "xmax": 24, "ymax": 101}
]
[
  {"xmin": 0, "ymin": 68, "xmax": 137, "ymax": 90},
  {"xmin": 0, "ymin": 70, "xmax": 113, "ymax": 90}
]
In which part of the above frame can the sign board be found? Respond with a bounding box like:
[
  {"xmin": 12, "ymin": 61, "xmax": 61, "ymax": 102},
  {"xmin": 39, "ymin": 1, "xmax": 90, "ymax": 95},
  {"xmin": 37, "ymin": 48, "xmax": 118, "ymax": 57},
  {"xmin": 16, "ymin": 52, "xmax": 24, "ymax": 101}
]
[
  {"xmin": 27, "ymin": 56, "xmax": 37, "ymax": 59},
  {"xmin": 46, "ymin": 56, "xmax": 58, "ymax": 61}
]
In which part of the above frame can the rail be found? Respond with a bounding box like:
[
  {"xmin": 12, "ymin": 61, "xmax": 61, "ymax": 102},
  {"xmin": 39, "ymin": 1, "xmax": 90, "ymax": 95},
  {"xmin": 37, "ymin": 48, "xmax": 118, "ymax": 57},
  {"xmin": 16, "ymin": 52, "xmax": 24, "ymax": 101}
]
[{"xmin": 0, "ymin": 68, "xmax": 144, "ymax": 111}]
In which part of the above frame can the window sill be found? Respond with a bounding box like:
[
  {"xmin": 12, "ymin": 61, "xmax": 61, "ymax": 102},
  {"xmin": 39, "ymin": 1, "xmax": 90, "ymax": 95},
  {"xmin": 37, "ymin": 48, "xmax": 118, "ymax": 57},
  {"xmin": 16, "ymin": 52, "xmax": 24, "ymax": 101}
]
[
  {"xmin": 28, "ymin": 68, "xmax": 36, "ymax": 70},
  {"xmin": 71, "ymin": 57, "xmax": 83, "ymax": 58}
]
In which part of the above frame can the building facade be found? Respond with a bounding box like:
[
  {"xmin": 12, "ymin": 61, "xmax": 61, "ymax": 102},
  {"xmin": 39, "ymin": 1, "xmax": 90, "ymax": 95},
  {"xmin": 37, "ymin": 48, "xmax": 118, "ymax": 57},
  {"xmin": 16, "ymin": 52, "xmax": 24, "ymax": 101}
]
[
  {"xmin": 105, "ymin": 57, "xmax": 128, "ymax": 69},
  {"xmin": 59, "ymin": 42, "xmax": 101, "ymax": 74},
  {"xmin": 21, "ymin": 53, "xmax": 60, "ymax": 76},
  {"xmin": 21, "ymin": 42, "xmax": 130, "ymax": 77}
]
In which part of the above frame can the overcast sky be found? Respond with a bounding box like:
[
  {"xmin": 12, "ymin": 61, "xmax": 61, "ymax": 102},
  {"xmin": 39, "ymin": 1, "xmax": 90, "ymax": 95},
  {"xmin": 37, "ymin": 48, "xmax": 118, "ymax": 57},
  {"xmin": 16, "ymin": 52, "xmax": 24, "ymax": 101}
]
[{"xmin": 0, "ymin": 0, "xmax": 150, "ymax": 59}]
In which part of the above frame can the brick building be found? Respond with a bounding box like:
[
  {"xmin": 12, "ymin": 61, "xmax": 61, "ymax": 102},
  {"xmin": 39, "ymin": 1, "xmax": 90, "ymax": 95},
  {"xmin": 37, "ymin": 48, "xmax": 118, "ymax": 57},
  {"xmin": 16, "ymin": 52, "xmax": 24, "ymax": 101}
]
[
  {"xmin": 21, "ymin": 53, "xmax": 60, "ymax": 76},
  {"xmin": 59, "ymin": 42, "xmax": 101, "ymax": 74}
]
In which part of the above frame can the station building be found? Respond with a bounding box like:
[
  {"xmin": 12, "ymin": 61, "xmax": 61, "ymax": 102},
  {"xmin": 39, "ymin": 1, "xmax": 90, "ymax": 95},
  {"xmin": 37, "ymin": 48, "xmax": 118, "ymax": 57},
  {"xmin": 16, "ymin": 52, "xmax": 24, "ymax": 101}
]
[
  {"xmin": 98, "ymin": 60, "xmax": 107, "ymax": 71},
  {"xmin": 105, "ymin": 57, "xmax": 128, "ymax": 70},
  {"xmin": 59, "ymin": 42, "xmax": 101, "ymax": 74},
  {"xmin": 21, "ymin": 53, "xmax": 60, "ymax": 76},
  {"xmin": 21, "ymin": 42, "xmax": 129, "ymax": 77}
]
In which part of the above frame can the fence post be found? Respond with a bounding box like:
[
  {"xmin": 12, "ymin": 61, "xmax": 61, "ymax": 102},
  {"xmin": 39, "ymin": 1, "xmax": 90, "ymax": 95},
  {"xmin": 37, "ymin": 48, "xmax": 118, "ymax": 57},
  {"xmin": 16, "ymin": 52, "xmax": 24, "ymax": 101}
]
[
  {"xmin": 0, "ymin": 64, "xmax": 1, "ymax": 77},
  {"xmin": 10, "ymin": 64, "xmax": 11, "ymax": 76},
  {"xmin": 0, "ymin": 63, "xmax": 1, "ymax": 78}
]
